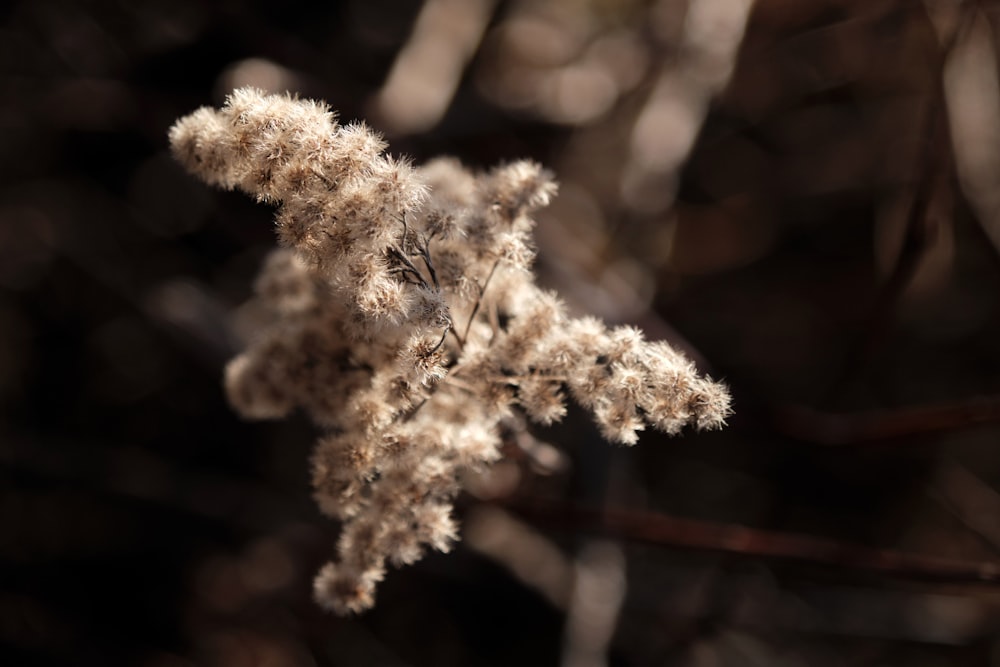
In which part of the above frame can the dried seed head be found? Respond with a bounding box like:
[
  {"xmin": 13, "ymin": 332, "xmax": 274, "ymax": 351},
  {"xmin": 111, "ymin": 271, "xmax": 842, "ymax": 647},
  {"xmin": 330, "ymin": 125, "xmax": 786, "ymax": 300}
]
[{"xmin": 170, "ymin": 88, "xmax": 731, "ymax": 615}]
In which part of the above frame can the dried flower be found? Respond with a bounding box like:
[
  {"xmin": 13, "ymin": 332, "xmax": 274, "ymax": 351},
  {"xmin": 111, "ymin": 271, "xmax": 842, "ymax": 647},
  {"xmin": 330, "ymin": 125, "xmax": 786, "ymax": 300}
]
[{"xmin": 169, "ymin": 88, "xmax": 732, "ymax": 614}]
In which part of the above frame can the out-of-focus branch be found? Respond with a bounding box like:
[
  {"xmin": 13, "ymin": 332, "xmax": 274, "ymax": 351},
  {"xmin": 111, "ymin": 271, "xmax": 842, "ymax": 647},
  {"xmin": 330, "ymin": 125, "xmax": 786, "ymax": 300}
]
[
  {"xmin": 464, "ymin": 505, "xmax": 574, "ymax": 609},
  {"xmin": 828, "ymin": 3, "xmax": 974, "ymax": 402},
  {"xmin": 931, "ymin": 461, "xmax": 1000, "ymax": 553},
  {"xmin": 560, "ymin": 541, "xmax": 626, "ymax": 667},
  {"xmin": 370, "ymin": 0, "xmax": 496, "ymax": 135},
  {"xmin": 505, "ymin": 499, "xmax": 1000, "ymax": 584},
  {"xmin": 621, "ymin": 0, "xmax": 756, "ymax": 214},
  {"xmin": 771, "ymin": 396, "xmax": 1000, "ymax": 445},
  {"xmin": 947, "ymin": 4, "xmax": 1000, "ymax": 258}
]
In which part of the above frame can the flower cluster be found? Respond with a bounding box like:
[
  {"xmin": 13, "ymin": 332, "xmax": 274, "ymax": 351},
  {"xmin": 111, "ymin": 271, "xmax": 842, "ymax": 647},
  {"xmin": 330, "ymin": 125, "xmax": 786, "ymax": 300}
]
[{"xmin": 169, "ymin": 88, "xmax": 731, "ymax": 614}]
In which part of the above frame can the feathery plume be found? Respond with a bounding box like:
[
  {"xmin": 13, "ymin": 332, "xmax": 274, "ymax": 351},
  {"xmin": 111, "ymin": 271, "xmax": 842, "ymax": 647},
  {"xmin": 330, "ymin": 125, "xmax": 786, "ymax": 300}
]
[{"xmin": 169, "ymin": 88, "xmax": 732, "ymax": 614}]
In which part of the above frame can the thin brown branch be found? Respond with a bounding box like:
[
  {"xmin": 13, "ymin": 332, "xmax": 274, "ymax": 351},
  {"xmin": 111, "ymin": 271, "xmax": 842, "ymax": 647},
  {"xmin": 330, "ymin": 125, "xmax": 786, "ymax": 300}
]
[
  {"xmin": 462, "ymin": 258, "xmax": 500, "ymax": 344},
  {"xmin": 772, "ymin": 396, "xmax": 1000, "ymax": 445},
  {"xmin": 502, "ymin": 499, "xmax": 1000, "ymax": 585},
  {"xmin": 418, "ymin": 237, "xmax": 440, "ymax": 290}
]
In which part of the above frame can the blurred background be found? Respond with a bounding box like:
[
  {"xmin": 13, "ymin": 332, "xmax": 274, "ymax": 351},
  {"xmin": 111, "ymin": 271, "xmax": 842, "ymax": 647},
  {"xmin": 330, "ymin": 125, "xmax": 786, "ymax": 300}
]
[{"xmin": 3, "ymin": 0, "xmax": 1000, "ymax": 664}]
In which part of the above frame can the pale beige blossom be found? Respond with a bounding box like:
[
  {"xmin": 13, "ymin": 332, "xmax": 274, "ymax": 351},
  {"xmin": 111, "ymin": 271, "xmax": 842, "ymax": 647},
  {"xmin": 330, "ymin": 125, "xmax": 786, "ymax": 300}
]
[{"xmin": 169, "ymin": 88, "xmax": 732, "ymax": 614}]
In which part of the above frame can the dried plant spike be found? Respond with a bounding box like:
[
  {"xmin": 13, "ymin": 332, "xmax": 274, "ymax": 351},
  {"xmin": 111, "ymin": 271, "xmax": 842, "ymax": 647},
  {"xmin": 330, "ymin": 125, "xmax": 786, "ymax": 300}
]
[{"xmin": 169, "ymin": 88, "xmax": 732, "ymax": 614}]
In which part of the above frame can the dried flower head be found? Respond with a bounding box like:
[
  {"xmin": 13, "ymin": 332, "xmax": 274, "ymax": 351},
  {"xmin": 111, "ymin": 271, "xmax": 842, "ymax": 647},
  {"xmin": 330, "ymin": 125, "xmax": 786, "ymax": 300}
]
[{"xmin": 169, "ymin": 88, "xmax": 732, "ymax": 614}]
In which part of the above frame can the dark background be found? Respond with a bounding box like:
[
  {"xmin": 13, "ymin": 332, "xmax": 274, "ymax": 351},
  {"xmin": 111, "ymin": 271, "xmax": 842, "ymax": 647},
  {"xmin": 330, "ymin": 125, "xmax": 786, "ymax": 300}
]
[{"xmin": 3, "ymin": 0, "xmax": 1000, "ymax": 665}]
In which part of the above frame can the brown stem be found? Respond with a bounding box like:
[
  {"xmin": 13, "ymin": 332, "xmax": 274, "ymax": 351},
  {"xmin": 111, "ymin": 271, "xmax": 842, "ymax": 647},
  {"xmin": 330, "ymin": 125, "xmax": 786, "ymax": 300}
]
[
  {"xmin": 502, "ymin": 499, "xmax": 1000, "ymax": 584},
  {"xmin": 462, "ymin": 259, "xmax": 501, "ymax": 344},
  {"xmin": 772, "ymin": 396, "xmax": 1000, "ymax": 445},
  {"xmin": 418, "ymin": 237, "xmax": 440, "ymax": 290},
  {"xmin": 388, "ymin": 246, "xmax": 429, "ymax": 289}
]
